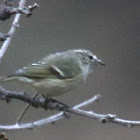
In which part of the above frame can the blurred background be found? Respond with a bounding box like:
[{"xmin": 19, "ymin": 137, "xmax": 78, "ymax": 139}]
[{"xmin": 0, "ymin": 0, "xmax": 140, "ymax": 140}]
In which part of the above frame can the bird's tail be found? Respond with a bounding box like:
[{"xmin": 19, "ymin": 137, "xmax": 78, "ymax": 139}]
[{"xmin": 0, "ymin": 75, "xmax": 16, "ymax": 82}]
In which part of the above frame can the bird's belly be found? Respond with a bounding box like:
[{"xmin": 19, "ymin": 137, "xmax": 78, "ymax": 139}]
[{"xmin": 32, "ymin": 75, "xmax": 83, "ymax": 97}]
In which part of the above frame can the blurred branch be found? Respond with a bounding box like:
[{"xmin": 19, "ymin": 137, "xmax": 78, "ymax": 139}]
[
  {"xmin": 0, "ymin": 133, "xmax": 9, "ymax": 140},
  {"xmin": 0, "ymin": 86, "xmax": 140, "ymax": 131},
  {"xmin": 0, "ymin": 33, "xmax": 9, "ymax": 41},
  {"xmin": 0, "ymin": 0, "xmax": 39, "ymax": 62},
  {"xmin": 0, "ymin": 0, "xmax": 27, "ymax": 62},
  {"xmin": 0, "ymin": 1, "xmax": 39, "ymax": 21}
]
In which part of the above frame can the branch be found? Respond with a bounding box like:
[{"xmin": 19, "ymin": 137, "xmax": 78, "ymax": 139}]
[
  {"xmin": 16, "ymin": 92, "xmax": 39, "ymax": 123},
  {"xmin": 0, "ymin": 94, "xmax": 100, "ymax": 131},
  {"xmin": 66, "ymin": 108, "xmax": 140, "ymax": 128},
  {"xmin": 0, "ymin": 0, "xmax": 39, "ymax": 62},
  {"xmin": 0, "ymin": 32, "xmax": 9, "ymax": 41},
  {"xmin": 0, "ymin": 0, "xmax": 27, "ymax": 62},
  {"xmin": 0, "ymin": 86, "xmax": 68, "ymax": 110},
  {"xmin": 0, "ymin": 86, "xmax": 140, "ymax": 131},
  {"xmin": 0, "ymin": 1, "xmax": 39, "ymax": 21}
]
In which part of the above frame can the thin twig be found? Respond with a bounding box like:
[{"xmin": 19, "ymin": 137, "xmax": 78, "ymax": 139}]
[
  {"xmin": 0, "ymin": 95, "xmax": 100, "ymax": 131},
  {"xmin": 0, "ymin": 32, "xmax": 9, "ymax": 41},
  {"xmin": 0, "ymin": 86, "xmax": 70, "ymax": 110},
  {"xmin": 0, "ymin": 86, "xmax": 140, "ymax": 130},
  {"xmin": 0, "ymin": 0, "xmax": 27, "ymax": 62},
  {"xmin": 16, "ymin": 93, "xmax": 39, "ymax": 124}
]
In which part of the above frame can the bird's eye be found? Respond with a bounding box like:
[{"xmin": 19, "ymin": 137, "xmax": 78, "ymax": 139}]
[{"xmin": 89, "ymin": 55, "xmax": 93, "ymax": 60}]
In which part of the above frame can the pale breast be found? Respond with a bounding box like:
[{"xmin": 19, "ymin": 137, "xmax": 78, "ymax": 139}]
[{"xmin": 32, "ymin": 73, "xmax": 84, "ymax": 97}]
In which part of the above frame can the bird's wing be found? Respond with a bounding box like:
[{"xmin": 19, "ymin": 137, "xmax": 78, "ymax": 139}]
[{"xmin": 14, "ymin": 52, "xmax": 81, "ymax": 79}]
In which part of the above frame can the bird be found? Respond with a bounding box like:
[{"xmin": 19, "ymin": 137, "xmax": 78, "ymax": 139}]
[{"xmin": 0, "ymin": 49, "xmax": 105, "ymax": 97}]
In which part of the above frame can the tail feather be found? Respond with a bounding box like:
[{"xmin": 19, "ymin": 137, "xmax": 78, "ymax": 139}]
[{"xmin": 0, "ymin": 76, "xmax": 16, "ymax": 82}]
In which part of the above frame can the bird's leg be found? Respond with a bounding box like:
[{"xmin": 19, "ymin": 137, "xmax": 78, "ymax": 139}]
[
  {"xmin": 41, "ymin": 94, "xmax": 69, "ymax": 110},
  {"xmin": 41, "ymin": 94, "xmax": 52, "ymax": 110},
  {"xmin": 51, "ymin": 98, "xmax": 69, "ymax": 108},
  {"xmin": 50, "ymin": 99, "xmax": 71, "ymax": 117}
]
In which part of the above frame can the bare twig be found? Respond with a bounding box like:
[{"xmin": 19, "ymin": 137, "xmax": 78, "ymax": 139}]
[
  {"xmin": 0, "ymin": 95, "xmax": 100, "ymax": 131},
  {"xmin": 0, "ymin": 0, "xmax": 38, "ymax": 62},
  {"xmin": 28, "ymin": 3, "xmax": 39, "ymax": 11},
  {"xmin": 0, "ymin": 33, "xmax": 9, "ymax": 41},
  {"xmin": 4, "ymin": 0, "xmax": 13, "ymax": 6},
  {"xmin": 16, "ymin": 103, "xmax": 31, "ymax": 123},
  {"xmin": 0, "ymin": 86, "xmax": 66, "ymax": 110},
  {"xmin": 16, "ymin": 92, "xmax": 39, "ymax": 124},
  {"xmin": 0, "ymin": 2, "xmax": 39, "ymax": 20},
  {"xmin": 0, "ymin": 4, "xmax": 16, "ymax": 21},
  {"xmin": 0, "ymin": 86, "xmax": 140, "ymax": 130},
  {"xmin": 66, "ymin": 108, "xmax": 140, "ymax": 127},
  {"xmin": 0, "ymin": 0, "xmax": 27, "ymax": 62},
  {"xmin": 23, "ymin": 3, "xmax": 39, "ymax": 17}
]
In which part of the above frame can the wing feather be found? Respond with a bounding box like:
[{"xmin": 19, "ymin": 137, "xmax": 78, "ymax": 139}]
[{"xmin": 14, "ymin": 51, "xmax": 81, "ymax": 80}]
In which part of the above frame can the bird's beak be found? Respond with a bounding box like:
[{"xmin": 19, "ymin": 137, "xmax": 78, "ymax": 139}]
[{"xmin": 95, "ymin": 58, "xmax": 105, "ymax": 66}]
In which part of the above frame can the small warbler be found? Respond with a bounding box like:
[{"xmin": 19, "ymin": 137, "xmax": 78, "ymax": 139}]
[{"xmin": 0, "ymin": 49, "xmax": 105, "ymax": 97}]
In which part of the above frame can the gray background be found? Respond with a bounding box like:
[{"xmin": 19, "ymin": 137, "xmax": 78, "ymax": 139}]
[{"xmin": 0, "ymin": 0, "xmax": 140, "ymax": 140}]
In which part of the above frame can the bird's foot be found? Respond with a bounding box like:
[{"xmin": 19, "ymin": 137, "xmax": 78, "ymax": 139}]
[{"xmin": 41, "ymin": 94, "xmax": 69, "ymax": 110}]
